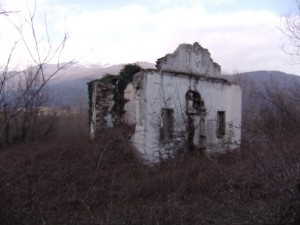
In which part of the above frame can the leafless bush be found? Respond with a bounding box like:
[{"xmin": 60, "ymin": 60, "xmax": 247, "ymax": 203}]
[
  {"xmin": 0, "ymin": 124, "xmax": 139, "ymax": 225},
  {"xmin": 0, "ymin": 2, "xmax": 74, "ymax": 146},
  {"xmin": 281, "ymin": 0, "xmax": 300, "ymax": 64},
  {"xmin": 238, "ymin": 80, "xmax": 300, "ymax": 224},
  {"xmin": 0, "ymin": 115, "xmax": 299, "ymax": 225}
]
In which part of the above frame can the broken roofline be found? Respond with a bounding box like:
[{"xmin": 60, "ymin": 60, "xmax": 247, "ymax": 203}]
[
  {"xmin": 156, "ymin": 42, "xmax": 221, "ymax": 77},
  {"xmin": 135, "ymin": 69, "xmax": 234, "ymax": 85}
]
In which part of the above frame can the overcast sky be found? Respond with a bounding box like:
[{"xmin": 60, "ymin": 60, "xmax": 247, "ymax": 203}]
[{"xmin": 1, "ymin": 0, "xmax": 300, "ymax": 75}]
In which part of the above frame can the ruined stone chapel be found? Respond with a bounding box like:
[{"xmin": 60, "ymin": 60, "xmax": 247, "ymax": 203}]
[{"xmin": 89, "ymin": 42, "xmax": 242, "ymax": 164}]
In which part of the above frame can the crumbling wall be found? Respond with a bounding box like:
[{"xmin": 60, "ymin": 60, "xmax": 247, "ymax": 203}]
[
  {"xmin": 156, "ymin": 42, "xmax": 221, "ymax": 77},
  {"xmin": 88, "ymin": 64, "xmax": 143, "ymax": 139},
  {"xmin": 88, "ymin": 81, "xmax": 115, "ymax": 139},
  {"xmin": 123, "ymin": 43, "xmax": 241, "ymax": 164},
  {"xmin": 125, "ymin": 71, "xmax": 242, "ymax": 163}
]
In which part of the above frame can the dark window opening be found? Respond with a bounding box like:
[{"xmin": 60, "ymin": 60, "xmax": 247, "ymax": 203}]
[
  {"xmin": 185, "ymin": 90, "xmax": 206, "ymax": 115},
  {"xmin": 185, "ymin": 90, "xmax": 207, "ymax": 150},
  {"xmin": 160, "ymin": 108, "xmax": 174, "ymax": 142},
  {"xmin": 217, "ymin": 111, "xmax": 226, "ymax": 138}
]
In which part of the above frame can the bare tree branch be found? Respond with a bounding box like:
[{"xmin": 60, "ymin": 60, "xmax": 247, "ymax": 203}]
[
  {"xmin": 0, "ymin": 1, "xmax": 75, "ymax": 145},
  {"xmin": 281, "ymin": 0, "xmax": 300, "ymax": 64}
]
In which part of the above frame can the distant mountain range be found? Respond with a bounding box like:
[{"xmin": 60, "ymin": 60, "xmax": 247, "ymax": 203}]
[
  {"xmin": 46, "ymin": 62, "xmax": 155, "ymax": 107},
  {"xmin": 225, "ymin": 71, "xmax": 300, "ymax": 115},
  {"xmin": 45, "ymin": 63, "xmax": 300, "ymax": 111},
  {"xmin": 47, "ymin": 62, "xmax": 156, "ymax": 82}
]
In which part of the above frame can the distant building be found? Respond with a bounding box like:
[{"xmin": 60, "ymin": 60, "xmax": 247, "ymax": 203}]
[
  {"xmin": 37, "ymin": 106, "xmax": 54, "ymax": 116},
  {"xmin": 89, "ymin": 43, "xmax": 242, "ymax": 164}
]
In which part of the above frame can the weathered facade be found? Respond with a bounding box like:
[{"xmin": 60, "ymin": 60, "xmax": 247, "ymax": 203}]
[
  {"xmin": 90, "ymin": 43, "xmax": 242, "ymax": 164},
  {"xmin": 124, "ymin": 43, "xmax": 241, "ymax": 163}
]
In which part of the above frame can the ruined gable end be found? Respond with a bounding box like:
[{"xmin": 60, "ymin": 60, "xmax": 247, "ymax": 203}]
[{"xmin": 156, "ymin": 42, "xmax": 221, "ymax": 77}]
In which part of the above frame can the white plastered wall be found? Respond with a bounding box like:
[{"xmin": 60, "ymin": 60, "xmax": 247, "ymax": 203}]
[{"xmin": 126, "ymin": 71, "xmax": 242, "ymax": 163}]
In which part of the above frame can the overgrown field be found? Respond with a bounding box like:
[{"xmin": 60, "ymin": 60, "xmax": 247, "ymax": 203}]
[
  {"xmin": 1, "ymin": 79, "xmax": 300, "ymax": 225},
  {"xmin": 0, "ymin": 115, "xmax": 299, "ymax": 225}
]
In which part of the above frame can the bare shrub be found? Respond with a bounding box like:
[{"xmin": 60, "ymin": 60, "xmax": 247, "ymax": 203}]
[
  {"xmin": 0, "ymin": 125, "xmax": 139, "ymax": 225},
  {"xmin": 0, "ymin": 2, "xmax": 74, "ymax": 146},
  {"xmin": 281, "ymin": 0, "xmax": 300, "ymax": 64},
  {"xmin": 1, "ymin": 121, "xmax": 299, "ymax": 225}
]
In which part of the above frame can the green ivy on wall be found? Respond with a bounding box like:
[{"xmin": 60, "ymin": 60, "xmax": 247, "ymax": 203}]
[{"xmin": 87, "ymin": 64, "xmax": 143, "ymax": 127}]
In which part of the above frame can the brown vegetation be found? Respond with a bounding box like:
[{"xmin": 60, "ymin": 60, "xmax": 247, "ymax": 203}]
[{"xmin": 0, "ymin": 87, "xmax": 300, "ymax": 225}]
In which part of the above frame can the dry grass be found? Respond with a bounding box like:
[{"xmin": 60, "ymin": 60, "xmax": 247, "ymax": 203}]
[{"xmin": 0, "ymin": 110, "xmax": 300, "ymax": 225}]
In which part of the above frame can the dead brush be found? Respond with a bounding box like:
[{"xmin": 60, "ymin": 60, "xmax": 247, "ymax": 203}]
[{"xmin": 1, "ymin": 107, "xmax": 300, "ymax": 225}]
